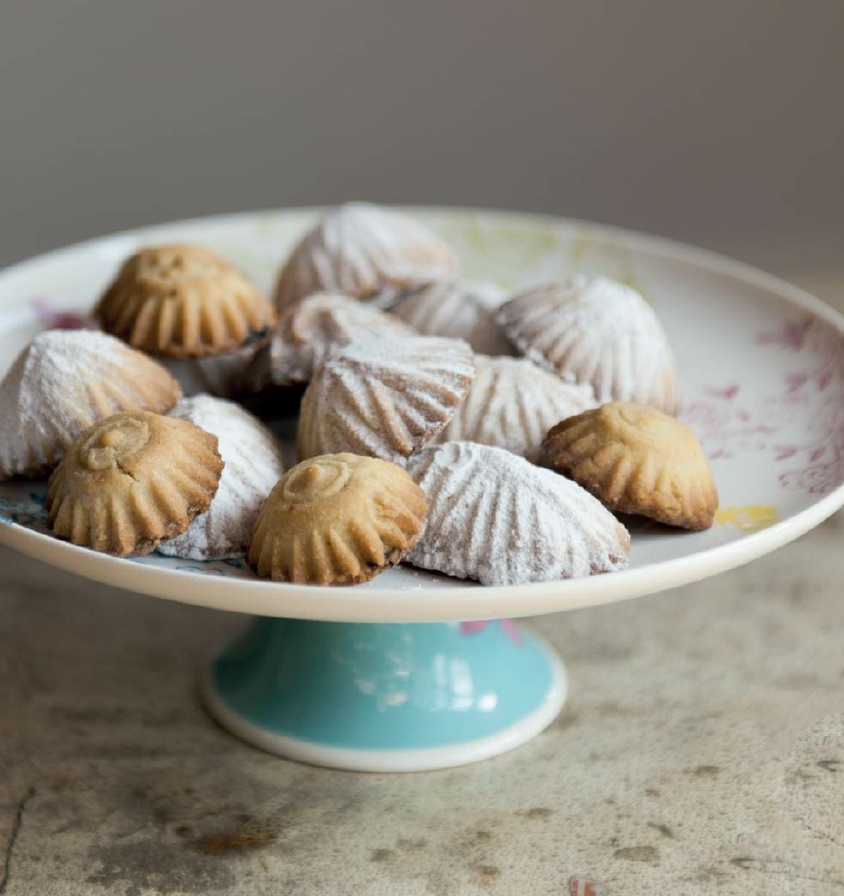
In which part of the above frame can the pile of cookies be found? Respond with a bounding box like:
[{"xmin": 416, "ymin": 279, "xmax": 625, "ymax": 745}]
[{"xmin": 0, "ymin": 202, "xmax": 718, "ymax": 587}]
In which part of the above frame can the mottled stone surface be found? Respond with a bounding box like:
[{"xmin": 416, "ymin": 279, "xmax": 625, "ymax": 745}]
[
  {"xmin": 2, "ymin": 274, "xmax": 844, "ymax": 895},
  {"xmin": 2, "ymin": 513, "xmax": 844, "ymax": 895}
]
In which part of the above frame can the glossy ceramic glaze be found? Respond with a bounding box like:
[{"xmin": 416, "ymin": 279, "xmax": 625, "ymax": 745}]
[{"xmin": 204, "ymin": 618, "xmax": 566, "ymax": 771}]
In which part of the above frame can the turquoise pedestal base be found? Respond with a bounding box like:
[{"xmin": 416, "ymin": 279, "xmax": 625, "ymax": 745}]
[{"xmin": 202, "ymin": 618, "xmax": 566, "ymax": 772}]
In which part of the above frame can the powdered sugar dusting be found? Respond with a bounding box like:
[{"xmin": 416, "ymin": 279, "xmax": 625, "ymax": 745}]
[
  {"xmin": 434, "ymin": 355, "xmax": 597, "ymax": 460},
  {"xmin": 393, "ymin": 280, "xmax": 514, "ymax": 356},
  {"xmin": 496, "ymin": 275, "xmax": 679, "ymax": 413},
  {"xmin": 407, "ymin": 441, "xmax": 630, "ymax": 585},
  {"xmin": 275, "ymin": 203, "xmax": 458, "ymax": 310},
  {"xmin": 159, "ymin": 395, "xmax": 285, "ymax": 560},
  {"xmin": 261, "ymin": 291, "xmax": 417, "ymax": 387},
  {"xmin": 0, "ymin": 329, "xmax": 180, "ymax": 478},
  {"xmin": 297, "ymin": 335, "xmax": 476, "ymax": 463}
]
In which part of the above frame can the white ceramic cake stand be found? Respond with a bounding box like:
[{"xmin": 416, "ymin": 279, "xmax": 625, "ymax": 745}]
[{"xmin": 3, "ymin": 208, "xmax": 844, "ymax": 772}]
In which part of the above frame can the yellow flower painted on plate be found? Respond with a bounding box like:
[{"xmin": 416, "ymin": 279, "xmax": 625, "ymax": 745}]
[
  {"xmin": 714, "ymin": 505, "xmax": 780, "ymax": 533},
  {"xmin": 435, "ymin": 216, "xmax": 560, "ymax": 288}
]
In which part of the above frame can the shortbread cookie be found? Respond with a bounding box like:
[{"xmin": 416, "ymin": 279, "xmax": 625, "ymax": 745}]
[
  {"xmin": 392, "ymin": 280, "xmax": 513, "ymax": 356},
  {"xmin": 540, "ymin": 402, "xmax": 718, "ymax": 530},
  {"xmin": 158, "ymin": 396, "xmax": 285, "ymax": 560},
  {"xmin": 250, "ymin": 291, "xmax": 417, "ymax": 390},
  {"xmin": 406, "ymin": 442, "xmax": 630, "ymax": 585},
  {"xmin": 274, "ymin": 203, "xmax": 458, "ymax": 311},
  {"xmin": 248, "ymin": 453, "xmax": 428, "ymax": 585},
  {"xmin": 46, "ymin": 411, "xmax": 223, "ymax": 556},
  {"xmin": 496, "ymin": 276, "xmax": 679, "ymax": 413},
  {"xmin": 0, "ymin": 329, "xmax": 181, "ymax": 480},
  {"xmin": 433, "ymin": 355, "xmax": 596, "ymax": 461},
  {"xmin": 96, "ymin": 244, "xmax": 276, "ymax": 358},
  {"xmin": 297, "ymin": 336, "xmax": 475, "ymax": 463}
]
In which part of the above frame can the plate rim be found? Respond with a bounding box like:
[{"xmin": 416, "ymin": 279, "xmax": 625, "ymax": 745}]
[{"xmin": 2, "ymin": 205, "xmax": 843, "ymax": 622}]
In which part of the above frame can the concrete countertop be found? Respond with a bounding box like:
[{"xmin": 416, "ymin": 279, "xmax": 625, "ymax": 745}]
[{"xmin": 1, "ymin": 272, "xmax": 843, "ymax": 895}]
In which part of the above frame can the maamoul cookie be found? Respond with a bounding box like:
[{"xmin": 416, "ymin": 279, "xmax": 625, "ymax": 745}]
[
  {"xmin": 297, "ymin": 335, "xmax": 475, "ymax": 463},
  {"xmin": 496, "ymin": 275, "xmax": 679, "ymax": 414},
  {"xmin": 433, "ymin": 356, "xmax": 596, "ymax": 461},
  {"xmin": 406, "ymin": 442, "xmax": 630, "ymax": 586},
  {"xmin": 250, "ymin": 291, "xmax": 417, "ymax": 389},
  {"xmin": 248, "ymin": 453, "xmax": 428, "ymax": 585},
  {"xmin": 0, "ymin": 329, "xmax": 181, "ymax": 480},
  {"xmin": 274, "ymin": 203, "xmax": 458, "ymax": 312},
  {"xmin": 96, "ymin": 244, "xmax": 277, "ymax": 358},
  {"xmin": 46, "ymin": 411, "xmax": 223, "ymax": 556},
  {"xmin": 158, "ymin": 396, "xmax": 286, "ymax": 560},
  {"xmin": 539, "ymin": 402, "xmax": 718, "ymax": 530},
  {"xmin": 392, "ymin": 280, "xmax": 513, "ymax": 356}
]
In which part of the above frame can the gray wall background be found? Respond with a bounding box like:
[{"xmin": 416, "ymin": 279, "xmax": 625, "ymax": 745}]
[{"xmin": 2, "ymin": 0, "xmax": 843, "ymax": 278}]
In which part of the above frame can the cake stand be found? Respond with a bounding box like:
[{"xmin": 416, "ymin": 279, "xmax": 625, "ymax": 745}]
[{"xmin": 3, "ymin": 207, "xmax": 844, "ymax": 772}]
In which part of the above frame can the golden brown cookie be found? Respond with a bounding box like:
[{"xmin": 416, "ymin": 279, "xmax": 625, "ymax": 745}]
[
  {"xmin": 46, "ymin": 411, "xmax": 223, "ymax": 556},
  {"xmin": 539, "ymin": 402, "xmax": 718, "ymax": 530},
  {"xmin": 274, "ymin": 203, "xmax": 458, "ymax": 312},
  {"xmin": 0, "ymin": 329, "xmax": 181, "ymax": 481},
  {"xmin": 96, "ymin": 244, "xmax": 276, "ymax": 358},
  {"xmin": 248, "ymin": 453, "xmax": 428, "ymax": 585}
]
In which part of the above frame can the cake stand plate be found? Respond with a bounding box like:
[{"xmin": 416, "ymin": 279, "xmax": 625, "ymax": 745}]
[{"xmin": 2, "ymin": 207, "xmax": 844, "ymax": 771}]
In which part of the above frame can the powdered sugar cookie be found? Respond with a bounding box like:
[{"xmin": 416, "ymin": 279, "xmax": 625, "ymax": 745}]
[
  {"xmin": 250, "ymin": 291, "xmax": 416, "ymax": 390},
  {"xmin": 433, "ymin": 355, "xmax": 596, "ymax": 460},
  {"xmin": 406, "ymin": 441, "xmax": 630, "ymax": 585},
  {"xmin": 496, "ymin": 276, "xmax": 679, "ymax": 413},
  {"xmin": 274, "ymin": 203, "xmax": 458, "ymax": 311},
  {"xmin": 297, "ymin": 335, "xmax": 475, "ymax": 463},
  {"xmin": 393, "ymin": 280, "xmax": 513, "ymax": 356},
  {"xmin": 0, "ymin": 330, "xmax": 180, "ymax": 480},
  {"xmin": 159, "ymin": 396, "xmax": 286, "ymax": 559}
]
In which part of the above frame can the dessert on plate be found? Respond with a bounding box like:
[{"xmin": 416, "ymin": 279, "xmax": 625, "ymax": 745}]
[
  {"xmin": 96, "ymin": 243, "xmax": 276, "ymax": 359},
  {"xmin": 159, "ymin": 395, "xmax": 286, "ymax": 560},
  {"xmin": 46, "ymin": 411, "xmax": 223, "ymax": 556},
  {"xmin": 248, "ymin": 291, "xmax": 416, "ymax": 390},
  {"xmin": 274, "ymin": 203, "xmax": 458, "ymax": 311},
  {"xmin": 406, "ymin": 441, "xmax": 631, "ymax": 586},
  {"xmin": 4, "ymin": 202, "xmax": 717, "ymax": 588},
  {"xmin": 392, "ymin": 280, "xmax": 513, "ymax": 356},
  {"xmin": 496, "ymin": 275, "xmax": 679, "ymax": 414},
  {"xmin": 0, "ymin": 329, "xmax": 180, "ymax": 480},
  {"xmin": 296, "ymin": 335, "xmax": 476, "ymax": 463},
  {"xmin": 432, "ymin": 354, "xmax": 596, "ymax": 461},
  {"xmin": 248, "ymin": 453, "xmax": 428, "ymax": 585},
  {"xmin": 540, "ymin": 402, "xmax": 718, "ymax": 530}
]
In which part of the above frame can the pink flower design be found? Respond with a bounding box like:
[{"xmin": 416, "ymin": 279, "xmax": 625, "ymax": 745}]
[
  {"xmin": 682, "ymin": 389, "xmax": 782, "ymax": 461},
  {"xmin": 756, "ymin": 318, "xmax": 812, "ymax": 350},
  {"xmin": 780, "ymin": 458, "xmax": 844, "ymax": 495},
  {"xmin": 459, "ymin": 619, "xmax": 522, "ymax": 645},
  {"xmin": 31, "ymin": 298, "xmax": 90, "ymax": 331},
  {"xmin": 756, "ymin": 317, "xmax": 844, "ymax": 496}
]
